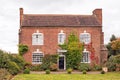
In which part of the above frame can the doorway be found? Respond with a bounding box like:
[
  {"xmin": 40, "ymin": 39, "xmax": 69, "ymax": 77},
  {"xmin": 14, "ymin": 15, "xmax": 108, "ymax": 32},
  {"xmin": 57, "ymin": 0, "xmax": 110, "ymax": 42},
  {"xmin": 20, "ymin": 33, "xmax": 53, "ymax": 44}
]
[{"xmin": 59, "ymin": 56, "xmax": 65, "ymax": 70}]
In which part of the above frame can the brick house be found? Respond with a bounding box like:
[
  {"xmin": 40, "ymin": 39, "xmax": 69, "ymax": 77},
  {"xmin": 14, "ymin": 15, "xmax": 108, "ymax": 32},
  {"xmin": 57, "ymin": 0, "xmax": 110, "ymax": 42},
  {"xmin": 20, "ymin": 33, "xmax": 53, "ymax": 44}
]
[{"xmin": 19, "ymin": 8, "xmax": 107, "ymax": 70}]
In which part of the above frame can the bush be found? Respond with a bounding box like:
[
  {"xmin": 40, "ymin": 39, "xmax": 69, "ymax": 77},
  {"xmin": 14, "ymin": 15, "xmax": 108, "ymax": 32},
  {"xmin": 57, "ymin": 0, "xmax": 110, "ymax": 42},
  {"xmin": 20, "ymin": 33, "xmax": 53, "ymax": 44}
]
[
  {"xmin": 101, "ymin": 70, "xmax": 105, "ymax": 74},
  {"xmin": 106, "ymin": 56, "xmax": 116, "ymax": 71},
  {"xmin": 78, "ymin": 63, "xmax": 91, "ymax": 71},
  {"xmin": 10, "ymin": 55, "xmax": 25, "ymax": 70},
  {"xmin": 50, "ymin": 63, "xmax": 58, "ymax": 71},
  {"xmin": 7, "ymin": 61, "xmax": 20, "ymax": 75},
  {"xmin": 24, "ymin": 68, "xmax": 30, "ymax": 74},
  {"xmin": 45, "ymin": 69, "xmax": 50, "ymax": 74},
  {"xmin": 30, "ymin": 65, "xmax": 41, "ymax": 71},
  {"xmin": 40, "ymin": 54, "xmax": 58, "ymax": 70},
  {"xmin": 82, "ymin": 70, "xmax": 87, "ymax": 74},
  {"xmin": 0, "ymin": 69, "xmax": 11, "ymax": 80},
  {"xmin": 67, "ymin": 68, "xmax": 72, "ymax": 74},
  {"xmin": 92, "ymin": 64, "xmax": 102, "ymax": 71}
]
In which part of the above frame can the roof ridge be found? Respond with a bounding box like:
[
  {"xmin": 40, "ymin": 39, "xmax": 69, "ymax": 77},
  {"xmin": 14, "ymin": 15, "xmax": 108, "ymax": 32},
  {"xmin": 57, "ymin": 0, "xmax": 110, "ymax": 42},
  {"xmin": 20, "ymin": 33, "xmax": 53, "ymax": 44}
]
[{"xmin": 23, "ymin": 14, "xmax": 93, "ymax": 16}]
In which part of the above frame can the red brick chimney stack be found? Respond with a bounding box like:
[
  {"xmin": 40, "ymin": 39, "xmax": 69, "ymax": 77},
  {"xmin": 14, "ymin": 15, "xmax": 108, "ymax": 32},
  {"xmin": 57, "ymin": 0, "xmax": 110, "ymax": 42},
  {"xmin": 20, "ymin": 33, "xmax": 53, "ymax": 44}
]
[
  {"xmin": 93, "ymin": 9, "xmax": 102, "ymax": 25},
  {"xmin": 20, "ymin": 8, "xmax": 23, "ymax": 26}
]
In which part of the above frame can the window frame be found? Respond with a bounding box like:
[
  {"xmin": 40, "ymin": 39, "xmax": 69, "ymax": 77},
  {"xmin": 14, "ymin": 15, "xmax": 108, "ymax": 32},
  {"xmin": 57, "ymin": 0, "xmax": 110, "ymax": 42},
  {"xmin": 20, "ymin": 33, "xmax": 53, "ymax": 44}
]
[
  {"xmin": 80, "ymin": 32, "xmax": 91, "ymax": 44},
  {"xmin": 32, "ymin": 32, "xmax": 44, "ymax": 45},
  {"xmin": 32, "ymin": 52, "xmax": 44, "ymax": 64},
  {"xmin": 58, "ymin": 32, "xmax": 66, "ymax": 45},
  {"xmin": 81, "ymin": 50, "xmax": 90, "ymax": 63}
]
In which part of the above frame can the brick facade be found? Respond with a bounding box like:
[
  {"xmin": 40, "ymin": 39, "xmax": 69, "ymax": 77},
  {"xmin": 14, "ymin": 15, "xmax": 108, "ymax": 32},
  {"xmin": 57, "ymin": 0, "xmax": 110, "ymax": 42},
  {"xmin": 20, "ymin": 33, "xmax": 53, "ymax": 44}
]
[{"xmin": 19, "ymin": 8, "xmax": 107, "ymax": 66}]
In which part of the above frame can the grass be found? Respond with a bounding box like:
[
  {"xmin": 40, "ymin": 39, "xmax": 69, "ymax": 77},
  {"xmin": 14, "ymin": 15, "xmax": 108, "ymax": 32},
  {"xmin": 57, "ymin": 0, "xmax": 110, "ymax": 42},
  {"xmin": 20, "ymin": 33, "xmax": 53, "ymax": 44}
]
[{"xmin": 13, "ymin": 72, "xmax": 120, "ymax": 80}]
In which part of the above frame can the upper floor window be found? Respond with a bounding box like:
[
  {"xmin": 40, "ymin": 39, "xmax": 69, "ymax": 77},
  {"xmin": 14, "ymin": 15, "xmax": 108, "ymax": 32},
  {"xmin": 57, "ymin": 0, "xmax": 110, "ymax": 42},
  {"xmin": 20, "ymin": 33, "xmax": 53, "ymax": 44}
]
[
  {"xmin": 80, "ymin": 30, "xmax": 91, "ymax": 44},
  {"xmin": 32, "ymin": 30, "xmax": 43, "ymax": 45},
  {"xmin": 32, "ymin": 49, "xmax": 44, "ymax": 64},
  {"xmin": 81, "ymin": 49, "xmax": 90, "ymax": 63},
  {"xmin": 58, "ymin": 30, "xmax": 66, "ymax": 45}
]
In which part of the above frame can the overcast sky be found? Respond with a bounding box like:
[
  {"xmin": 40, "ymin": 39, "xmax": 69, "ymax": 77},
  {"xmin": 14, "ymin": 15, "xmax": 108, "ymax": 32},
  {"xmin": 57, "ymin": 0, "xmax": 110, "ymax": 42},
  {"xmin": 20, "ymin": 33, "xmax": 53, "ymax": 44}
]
[{"xmin": 0, "ymin": 0, "xmax": 120, "ymax": 53}]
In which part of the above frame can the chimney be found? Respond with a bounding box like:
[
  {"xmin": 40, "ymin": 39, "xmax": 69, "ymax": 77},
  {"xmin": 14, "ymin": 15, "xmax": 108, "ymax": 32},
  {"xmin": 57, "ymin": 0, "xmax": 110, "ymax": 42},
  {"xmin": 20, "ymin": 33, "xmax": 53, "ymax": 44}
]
[
  {"xmin": 93, "ymin": 9, "xmax": 102, "ymax": 25},
  {"xmin": 20, "ymin": 8, "xmax": 23, "ymax": 26}
]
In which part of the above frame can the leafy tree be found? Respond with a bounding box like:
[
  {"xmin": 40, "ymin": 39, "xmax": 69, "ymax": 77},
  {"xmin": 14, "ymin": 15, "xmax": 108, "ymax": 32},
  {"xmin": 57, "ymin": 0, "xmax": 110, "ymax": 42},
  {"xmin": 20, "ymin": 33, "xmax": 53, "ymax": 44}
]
[
  {"xmin": 18, "ymin": 44, "xmax": 28, "ymax": 55},
  {"xmin": 59, "ymin": 32, "xmax": 83, "ymax": 69},
  {"xmin": 106, "ymin": 35, "xmax": 117, "ymax": 58}
]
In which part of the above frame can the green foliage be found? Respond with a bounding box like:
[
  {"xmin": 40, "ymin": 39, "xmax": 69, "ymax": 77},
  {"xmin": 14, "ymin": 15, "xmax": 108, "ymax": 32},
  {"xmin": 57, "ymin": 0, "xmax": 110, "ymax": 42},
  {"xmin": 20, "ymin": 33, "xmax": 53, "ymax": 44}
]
[
  {"xmin": 82, "ymin": 70, "xmax": 87, "ymax": 74},
  {"xmin": 114, "ymin": 55, "xmax": 120, "ymax": 64},
  {"xmin": 0, "ymin": 69, "xmax": 11, "ymax": 80},
  {"xmin": 9, "ymin": 55, "xmax": 25, "ymax": 70},
  {"xmin": 106, "ymin": 56, "xmax": 116, "ymax": 71},
  {"xmin": 59, "ymin": 32, "xmax": 83, "ymax": 69},
  {"xmin": 7, "ymin": 61, "xmax": 20, "ymax": 75},
  {"xmin": 40, "ymin": 54, "xmax": 58, "ymax": 70},
  {"xmin": 67, "ymin": 68, "xmax": 72, "ymax": 74},
  {"xmin": 78, "ymin": 63, "xmax": 91, "ymax": 71},
  {"xmin": 92, "ymin": 64, "xmax": 102, "ymax": 71},
  {"xmin": 0, "ymin": 49, "xmax": 26, "ymax": 75},
  {"xmin": 18, "ymin": 44, "xmax": 28, "ymax": 55},
  {"xmin": 30, "ymin": 65, "xmax": 41, "ymax": 71},
  {"xmin": 45, "ymin": 69, "xmax": 50, "ymax": 74},
  {"xmin": 50, "ymin": 63, "xmax": 58, "ymax": 71},
  {"xmin": 106, "ymin": 35, "xmax": 117, "ymax": 58},
  {"xmin": 101, "ymin": 70, "xmax": 105, "ymax": 74},
  {"xmin": 24, "ymin": 68, "xmax": 30, "ymax": 74}
]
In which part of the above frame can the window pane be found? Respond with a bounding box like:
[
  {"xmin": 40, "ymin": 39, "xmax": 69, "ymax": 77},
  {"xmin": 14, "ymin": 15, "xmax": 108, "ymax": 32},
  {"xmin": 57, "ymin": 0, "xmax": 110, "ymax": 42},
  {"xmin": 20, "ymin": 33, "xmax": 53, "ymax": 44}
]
[
  {"xmin": 32, "ymin": 53, "xmax": 43, "ymax": 64},
  {"xmin": 32, "ymin": 33, "xmax": 43, "ymax": 45},
  {"xmin": 58, "ymin": 33, "xmax": 65, "ymax": 44}
]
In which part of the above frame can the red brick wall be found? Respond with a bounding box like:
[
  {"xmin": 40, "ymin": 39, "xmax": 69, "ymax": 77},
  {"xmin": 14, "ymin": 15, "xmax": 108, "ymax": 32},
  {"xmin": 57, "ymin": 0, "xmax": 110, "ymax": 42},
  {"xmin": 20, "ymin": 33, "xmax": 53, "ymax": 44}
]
[{"xmin": 19, "ymin": 26, "xmax": 103, "ymax": 64}]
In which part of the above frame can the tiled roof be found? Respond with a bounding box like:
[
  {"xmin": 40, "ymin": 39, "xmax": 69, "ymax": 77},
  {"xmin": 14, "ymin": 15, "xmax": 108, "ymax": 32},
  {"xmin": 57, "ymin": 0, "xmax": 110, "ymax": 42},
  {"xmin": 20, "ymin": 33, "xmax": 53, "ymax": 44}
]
[{"xmin": 21, "ymin": 14, "xmax": 101, "ymax": 27}]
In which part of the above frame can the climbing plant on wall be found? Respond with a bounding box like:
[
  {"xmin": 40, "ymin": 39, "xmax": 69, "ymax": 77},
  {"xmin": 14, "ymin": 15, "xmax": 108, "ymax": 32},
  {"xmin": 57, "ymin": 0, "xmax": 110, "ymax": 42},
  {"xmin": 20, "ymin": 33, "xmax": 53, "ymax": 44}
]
[
  {"xmin": 18, "ymin": 44, "xmax": 28, "ymax": 56},
  {"xmin": 59, "ymin": 32, "xmax": 84, "ymax": 69}
]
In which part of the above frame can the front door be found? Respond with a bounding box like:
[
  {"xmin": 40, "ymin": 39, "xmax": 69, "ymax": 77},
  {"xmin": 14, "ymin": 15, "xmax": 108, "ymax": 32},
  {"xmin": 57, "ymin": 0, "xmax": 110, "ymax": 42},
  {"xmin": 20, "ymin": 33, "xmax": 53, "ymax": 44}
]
[{"xmin": 59, "ymin": 56, "xmax": 64, "ymax": 69}]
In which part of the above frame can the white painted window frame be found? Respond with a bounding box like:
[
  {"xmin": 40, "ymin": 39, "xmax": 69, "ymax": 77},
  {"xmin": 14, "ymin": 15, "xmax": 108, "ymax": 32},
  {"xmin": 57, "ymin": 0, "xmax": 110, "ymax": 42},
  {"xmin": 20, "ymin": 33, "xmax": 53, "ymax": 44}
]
[
  {"xmin": 32, "ymin": 49, "xmax": 44, "ymax": 64},
  {"xmin": 80, "ymin": 31, "xmax": 91, "ymax": 44},
  {"xmin": 32, "ymin": 32, "xmax": 44, "ymax": 45},
  {"xmin": 58, "ymin": 31, "xmax": 66, "ymax": 45}
]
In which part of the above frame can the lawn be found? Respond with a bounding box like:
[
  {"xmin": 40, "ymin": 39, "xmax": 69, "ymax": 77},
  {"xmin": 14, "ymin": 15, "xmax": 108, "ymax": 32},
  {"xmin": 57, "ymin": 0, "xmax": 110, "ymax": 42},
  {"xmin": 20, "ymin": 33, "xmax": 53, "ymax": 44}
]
[{"xmin": 12, "ymin": 72, "xmax": 120, "ymax": 80}]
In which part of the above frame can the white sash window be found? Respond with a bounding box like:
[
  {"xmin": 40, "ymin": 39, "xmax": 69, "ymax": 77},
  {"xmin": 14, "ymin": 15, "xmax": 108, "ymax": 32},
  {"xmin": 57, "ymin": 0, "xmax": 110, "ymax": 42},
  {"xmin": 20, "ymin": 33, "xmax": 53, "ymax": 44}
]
[
  {"xmin": 58, "ymin": 30, "xmax": 66, "ymax": 45},
  {"xmin": 80, "ymin": 30, "xmax": 91, "ymax": 44},
  {"xmin": 32, "ymin": 32, "xmax": 43, "ymax": 45}
]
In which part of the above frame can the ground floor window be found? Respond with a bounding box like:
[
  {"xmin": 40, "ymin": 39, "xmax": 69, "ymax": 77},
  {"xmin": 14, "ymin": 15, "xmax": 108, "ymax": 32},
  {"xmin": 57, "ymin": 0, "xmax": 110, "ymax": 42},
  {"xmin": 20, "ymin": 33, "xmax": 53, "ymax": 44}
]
[
  {"xmin": 81, "ymin": 49, "xmax": 90, "ymax": 63},
  {"xmin": 32, "ymin": 53, "xmax": 43, "ymax": 64}
]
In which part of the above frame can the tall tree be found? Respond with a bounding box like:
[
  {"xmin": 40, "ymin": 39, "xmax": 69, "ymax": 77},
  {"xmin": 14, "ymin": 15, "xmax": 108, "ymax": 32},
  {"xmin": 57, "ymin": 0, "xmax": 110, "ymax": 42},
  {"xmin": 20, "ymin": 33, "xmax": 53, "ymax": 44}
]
[{"xmin": 106, "ymin": 34, "xmax": 117, "ymax": 58}]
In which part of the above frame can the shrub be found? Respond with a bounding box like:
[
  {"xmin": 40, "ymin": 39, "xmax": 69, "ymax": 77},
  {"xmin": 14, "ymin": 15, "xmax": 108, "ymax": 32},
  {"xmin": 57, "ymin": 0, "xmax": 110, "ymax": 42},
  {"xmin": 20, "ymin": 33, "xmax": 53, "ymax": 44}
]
[
  {"xmin": 50, "ymin": 63, "xmax": 58, "ymax": 71},
  {"xmin": 7, "ymin": 61, "xmax": 20, "ymax": 75},
  {"xmin": 0, "ymin": 69, "xmax": 11, "ymax": 80},
  {"xmin": 24, "ymin": 68, "xmax": 30, "ymax": 74},
  {"xmin": 45, "ymin": 69, "xmax": 50, "ymax": 74},
  {"xmin": 30, "ymin": 65, "xmax": 41, "ymax": 71},
  {"xmin": 101, "ymin": 70, "xmax": 105, "ymax": 74},
  {"xmin": 92, "ymin": 64, "xmax": 102, "ymax": 71},
  {"xmin": 106, "ymin": 56, "xmax": 116, "ymax": 71},
  {"xmin": 82, "ymin": 70, "xmax": 87, "ymax": 74},
  {"xmin": 18, "ymin": 44, "xmax": 28, "ymax": 56},
  {"xmin": 78, "ymin": 63, "xmax": 91, "ymax": 71},
  {"xmin": 67, "ymin": 68, "xmax": 72, "ymax": 74},
  {"xmin": 10, "ymin": 55, "xmax": 25, "ymax": 70},
  {"xmin": 40, "ymin": 54, "xmax": 58, "ymax": 70}
]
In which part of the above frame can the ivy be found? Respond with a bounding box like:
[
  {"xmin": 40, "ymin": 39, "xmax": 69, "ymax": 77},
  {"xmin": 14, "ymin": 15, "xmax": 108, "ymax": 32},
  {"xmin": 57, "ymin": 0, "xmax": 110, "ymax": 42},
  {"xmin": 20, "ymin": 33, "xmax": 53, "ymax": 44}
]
[
  {"xmin": 18, "ymin": 44, "xmax": 28, "ymax": 56},
  {"xmin": 59, "ymin": 32, "xmax": 84, "ymax": 69}
]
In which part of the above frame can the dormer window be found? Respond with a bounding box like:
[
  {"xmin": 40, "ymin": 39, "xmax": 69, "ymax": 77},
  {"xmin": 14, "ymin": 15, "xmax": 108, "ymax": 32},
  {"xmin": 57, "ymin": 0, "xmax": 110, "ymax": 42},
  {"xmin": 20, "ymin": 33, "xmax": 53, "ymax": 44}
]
[
  {"xmin": 80, "ymin": 30, "xmax": 91, "ymax": 44},
  {"xmin": 58, "ymin": 30, "xmax": 66, "ymax": 45},
  {"xmin": 32, "ymin": 30, "xmax": 43, "ymax": 45}
]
